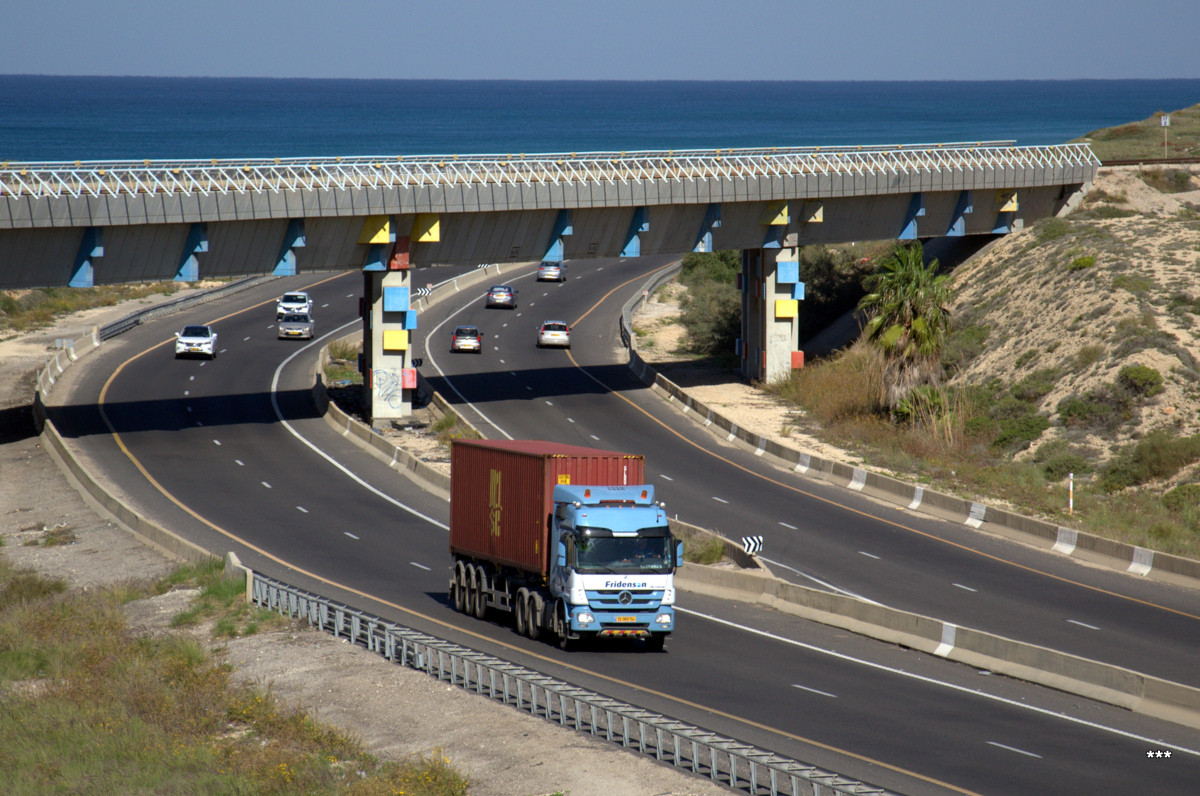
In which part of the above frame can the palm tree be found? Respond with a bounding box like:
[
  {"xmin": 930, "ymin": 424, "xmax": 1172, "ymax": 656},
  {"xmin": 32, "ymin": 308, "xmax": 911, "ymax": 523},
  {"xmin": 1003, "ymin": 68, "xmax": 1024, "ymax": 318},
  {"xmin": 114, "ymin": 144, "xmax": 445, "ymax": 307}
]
[{"xmin": 857, "ymin": 241, "xmax": 954, "ymax": 410}]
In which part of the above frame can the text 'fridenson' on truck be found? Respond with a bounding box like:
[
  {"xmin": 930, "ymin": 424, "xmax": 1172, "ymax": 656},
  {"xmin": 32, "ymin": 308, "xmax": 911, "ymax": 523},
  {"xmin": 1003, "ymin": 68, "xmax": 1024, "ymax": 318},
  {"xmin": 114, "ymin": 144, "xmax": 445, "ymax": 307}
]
[{"xmin": 448, "ymin": 439, "xmax": 681, "ymax": 651}]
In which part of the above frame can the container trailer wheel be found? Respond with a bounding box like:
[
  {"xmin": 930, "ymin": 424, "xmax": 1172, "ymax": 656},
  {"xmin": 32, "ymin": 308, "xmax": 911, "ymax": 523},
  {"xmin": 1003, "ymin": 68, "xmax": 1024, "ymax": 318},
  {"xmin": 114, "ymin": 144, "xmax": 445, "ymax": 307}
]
[
  {"xmin": 525, "ymin": 592, "xmax": 544, "ymax": 641},
  {"xmin": 514, "ymin": 587, "xmax": 529, "ymax": 635},
  {"xmin": 451, "ymin": 564, "xmax": 466, "ymax": 613},
  {"xmin": 471, "ymin": 566, "xmax": 489, "ymax": 620}
]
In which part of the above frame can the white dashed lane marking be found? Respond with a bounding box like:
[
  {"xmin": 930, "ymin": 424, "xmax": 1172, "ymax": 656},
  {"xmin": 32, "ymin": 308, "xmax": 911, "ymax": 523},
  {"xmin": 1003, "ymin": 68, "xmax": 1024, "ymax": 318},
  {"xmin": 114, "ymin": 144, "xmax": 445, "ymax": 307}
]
[
  {"xmin": 1067, "ymin": 619, "xmax": 1100, "ymax": 630},
  {"xmin": 712, "ymin": 496, "xmax": 729, "ymax": 504},
  {"xmin": 858, "ymin": 551, "xmax": 881, "ymax": 560},
  {"xmin": 953, "ymin": 583, "xmax": 978, "ymax": 592},
  {"xmin": 792, "ymin": 683, "xmax": 838, "ymax": 698},
  {"xmin": 345, "ymin": 532, "xmax": 360, "ymax": 540},
  {"xmin": 778, "ymin": 521, "xmax": 797, "ymax": 530},
  {"xmin": 987, "ymin": 741, "xmax": 1042, "ymax": 759}
]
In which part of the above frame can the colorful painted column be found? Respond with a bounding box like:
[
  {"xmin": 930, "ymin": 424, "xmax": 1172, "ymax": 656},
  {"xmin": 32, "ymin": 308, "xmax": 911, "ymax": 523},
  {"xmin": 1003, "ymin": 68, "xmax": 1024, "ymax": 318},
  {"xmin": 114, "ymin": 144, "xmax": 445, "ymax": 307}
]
[{"xmin": 361, "ymin": 214, "xmax": 433, "ymax": 422}]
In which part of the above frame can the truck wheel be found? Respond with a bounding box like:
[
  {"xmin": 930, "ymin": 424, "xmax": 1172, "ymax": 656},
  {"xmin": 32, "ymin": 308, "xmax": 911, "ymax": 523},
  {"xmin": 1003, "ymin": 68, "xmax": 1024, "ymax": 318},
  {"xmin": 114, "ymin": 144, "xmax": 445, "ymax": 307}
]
[
  {"xmin": 452, "ymin": 564, "xmax": 466, "ymax": 612},
  {"xmin": 462, "ymin": 567, "xmax": 476, "ymax": 616},
  {"xmin": 471, "ymin": 566, "xmax": 488, "ymax": 620},
  {"xmin": 526, "ymin": 593, "xmax": 543, "ymax": 641},
  {"xmin": 645, "ymin": 634, "xmax": 667, "ymax": 652},
  {"xmin": 514, "ymin": 588, "xmax": 529, "ymax": 635}
]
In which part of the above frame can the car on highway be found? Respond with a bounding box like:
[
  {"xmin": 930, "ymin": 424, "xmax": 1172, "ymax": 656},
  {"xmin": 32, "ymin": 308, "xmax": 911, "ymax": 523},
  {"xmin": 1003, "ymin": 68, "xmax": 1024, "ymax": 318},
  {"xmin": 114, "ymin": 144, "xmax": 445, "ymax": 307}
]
[
  {"xmin": 277, "ymin": 312, "xmax": 315, "ymax": 340},
  {"xmin": 174, "ymin": 324, "xmax": 218, "ymax": 359},
  {"xmin": 276, "ymin": 291, "xmax": 313, "ymax": 320},
  {"xmin": 535, "ymin": 320, "xmax": 570, "ymax": 349},
  {"xmin": 450, "ymin": 325, "xmax": 483, "ymax": 353},
  {"xmin": 536, "ymin": 261, "xmax": 567, "ymax": 282},
  {"xmin": 485, "ymin": 285, "xmax": 518, "ymax": 309}
]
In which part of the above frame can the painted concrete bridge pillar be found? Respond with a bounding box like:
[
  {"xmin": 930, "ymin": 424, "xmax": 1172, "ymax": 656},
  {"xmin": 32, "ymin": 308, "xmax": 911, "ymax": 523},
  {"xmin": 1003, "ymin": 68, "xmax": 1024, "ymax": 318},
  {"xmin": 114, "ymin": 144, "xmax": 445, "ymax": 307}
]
[
  {"xmin": 739, "ymin": 242, "xmax": 805, "ymax": 384},
  {"xmin": 360, "ymin": 213, "xmax": 438, "ymax": 422}
]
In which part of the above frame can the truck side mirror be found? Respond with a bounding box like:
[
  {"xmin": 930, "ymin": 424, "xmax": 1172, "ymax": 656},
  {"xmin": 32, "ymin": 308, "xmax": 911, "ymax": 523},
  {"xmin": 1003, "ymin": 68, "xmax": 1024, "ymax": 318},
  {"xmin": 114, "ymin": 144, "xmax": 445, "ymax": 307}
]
[{"xmin": 675, "ymin": 540, "xmax": 684, "ymax": 566}]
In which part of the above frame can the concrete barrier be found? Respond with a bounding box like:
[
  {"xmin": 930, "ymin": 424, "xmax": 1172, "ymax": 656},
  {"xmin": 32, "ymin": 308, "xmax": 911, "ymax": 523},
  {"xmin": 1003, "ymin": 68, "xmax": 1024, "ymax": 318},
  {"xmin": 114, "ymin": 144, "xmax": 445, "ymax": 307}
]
[{"xmin": 33, "ymin": 329, "xmax": 215, "ymax": 567}]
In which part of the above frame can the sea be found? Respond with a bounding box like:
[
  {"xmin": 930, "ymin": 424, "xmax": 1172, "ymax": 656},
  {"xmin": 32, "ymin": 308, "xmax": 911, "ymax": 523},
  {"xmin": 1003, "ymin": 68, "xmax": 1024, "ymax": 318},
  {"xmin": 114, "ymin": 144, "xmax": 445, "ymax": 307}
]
[{"xmin": 1, "ymin": 76, "xmax": 1199, "ymax": 163}]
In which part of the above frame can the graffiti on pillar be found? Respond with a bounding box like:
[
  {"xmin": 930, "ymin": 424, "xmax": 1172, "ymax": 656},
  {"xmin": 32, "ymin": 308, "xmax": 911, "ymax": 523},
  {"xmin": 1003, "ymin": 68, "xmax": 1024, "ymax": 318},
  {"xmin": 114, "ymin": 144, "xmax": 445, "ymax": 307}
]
[{"xmin": 373, "ymin": 368, "xmax": 407, "ymax": 410}]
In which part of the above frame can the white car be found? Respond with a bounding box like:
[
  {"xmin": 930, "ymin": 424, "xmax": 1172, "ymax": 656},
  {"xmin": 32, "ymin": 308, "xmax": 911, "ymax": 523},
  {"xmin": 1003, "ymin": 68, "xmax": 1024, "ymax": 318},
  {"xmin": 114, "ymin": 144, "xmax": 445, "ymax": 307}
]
[
  {"xmin": 536, "ymin": 320, "xmax": 570, "ymax": 349},
  {"xmin": 276, "ymin": 291, "xmax": 313, "ymax": 320},
  {"xmin": 174, "ymin": 324, "xmax": 218, "ymax": 359}
]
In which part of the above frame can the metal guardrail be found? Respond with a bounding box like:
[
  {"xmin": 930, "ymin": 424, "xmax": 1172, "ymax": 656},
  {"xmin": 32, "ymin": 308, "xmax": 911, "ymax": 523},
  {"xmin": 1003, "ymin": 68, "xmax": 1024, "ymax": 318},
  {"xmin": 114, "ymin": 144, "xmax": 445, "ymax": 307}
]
[
  {"xmin": 96, "ymin": 275, "xmax": 277, "ymax": 341},
  {"xmin": 0, "ymin": 142, "xmax": 1099, "ymax": 200},
  {"xmin": 250, "ymin": 572, "xmax": 897, "ymax": 796}
]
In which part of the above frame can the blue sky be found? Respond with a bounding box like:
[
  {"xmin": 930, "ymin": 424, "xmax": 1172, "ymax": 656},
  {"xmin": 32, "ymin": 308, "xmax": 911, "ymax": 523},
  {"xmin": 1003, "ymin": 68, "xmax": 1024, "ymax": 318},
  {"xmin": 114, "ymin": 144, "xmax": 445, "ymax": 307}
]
[{"xmin": 4, "ymin": 0, "xmax": 1199, "ymax": 81}]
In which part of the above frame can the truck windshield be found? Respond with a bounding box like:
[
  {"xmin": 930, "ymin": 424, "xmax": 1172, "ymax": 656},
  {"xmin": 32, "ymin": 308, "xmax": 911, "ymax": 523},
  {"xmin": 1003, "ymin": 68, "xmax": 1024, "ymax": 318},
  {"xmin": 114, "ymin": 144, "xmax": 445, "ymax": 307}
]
[{"xmin": 573, "ymin": 533, "xmax": 672, "ymax": 573}]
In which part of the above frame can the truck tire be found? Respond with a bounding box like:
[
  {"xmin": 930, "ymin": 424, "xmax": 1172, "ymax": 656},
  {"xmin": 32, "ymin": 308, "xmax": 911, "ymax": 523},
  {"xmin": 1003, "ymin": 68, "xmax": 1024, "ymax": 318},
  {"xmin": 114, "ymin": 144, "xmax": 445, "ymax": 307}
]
[
  {"xmin": 526, "ymin": 592, "xmax": 544, "ymax": 641},
  {"xmin": 471, "ymin": 565, "xmax": 488, "ymax": 620},
  {"xmin": 645, "ymin": 634, "xmax": 667, "ymax": 652},
  {"xmin": 462, "ymin": 566, "xmax": 476, "ymax": 616},
  {"xmin": 514, "ymin": 587, "xmax": 529, "ymax": 635},
  {"xmin": 452, "ymin": 564, "xmax": 466, "ymax": 613}
]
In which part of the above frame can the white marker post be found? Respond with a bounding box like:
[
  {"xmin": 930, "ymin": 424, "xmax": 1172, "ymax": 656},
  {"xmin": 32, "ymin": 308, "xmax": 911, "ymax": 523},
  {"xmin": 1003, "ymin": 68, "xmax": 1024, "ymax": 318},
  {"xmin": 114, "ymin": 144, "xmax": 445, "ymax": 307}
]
[
  {"xmin": 1069, "ymin": 472, "xmax": 1074, "ymax": 516},
  {"xmin": 1162, "ymin": 115, "xmax": 1170, "ymax": 158}
]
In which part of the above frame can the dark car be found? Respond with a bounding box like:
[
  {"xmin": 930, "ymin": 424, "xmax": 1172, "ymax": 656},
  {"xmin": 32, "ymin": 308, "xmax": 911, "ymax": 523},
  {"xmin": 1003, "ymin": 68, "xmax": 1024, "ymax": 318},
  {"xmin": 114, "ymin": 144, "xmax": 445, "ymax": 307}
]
[
  {"xmin": 451, "ymin": 325, "xmax": 483, "ymax": 353},
  {"xmin": 485, "ymin": 285, "xmax": 518, "ymax": 309}
]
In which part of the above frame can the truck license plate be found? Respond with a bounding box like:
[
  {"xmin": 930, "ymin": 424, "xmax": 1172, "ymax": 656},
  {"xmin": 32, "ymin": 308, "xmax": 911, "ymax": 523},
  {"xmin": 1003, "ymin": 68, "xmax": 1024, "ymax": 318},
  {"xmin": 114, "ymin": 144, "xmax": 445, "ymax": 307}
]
[{"xmin": 615, "ymin": 616, "xmax": 636, "ymax": 623}]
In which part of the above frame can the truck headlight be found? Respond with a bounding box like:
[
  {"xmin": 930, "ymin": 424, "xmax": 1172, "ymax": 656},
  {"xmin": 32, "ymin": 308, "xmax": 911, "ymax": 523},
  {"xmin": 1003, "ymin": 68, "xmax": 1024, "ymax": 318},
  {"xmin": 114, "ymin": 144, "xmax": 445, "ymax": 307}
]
[
  {"xmin": 577, "ymin": 612, "xmax": 594, "ymax": 625},
  {"xmin": 655, "ymin": 613, "xmax": 672, "ymax": 625}
]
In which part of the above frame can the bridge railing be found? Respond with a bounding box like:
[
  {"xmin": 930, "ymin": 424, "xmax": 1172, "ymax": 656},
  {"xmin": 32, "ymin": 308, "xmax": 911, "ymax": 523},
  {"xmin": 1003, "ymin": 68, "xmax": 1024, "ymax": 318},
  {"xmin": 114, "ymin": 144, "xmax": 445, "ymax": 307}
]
[{"xmin": 0, "ymin": 142, "xmax": 1099, "ymax": 200}]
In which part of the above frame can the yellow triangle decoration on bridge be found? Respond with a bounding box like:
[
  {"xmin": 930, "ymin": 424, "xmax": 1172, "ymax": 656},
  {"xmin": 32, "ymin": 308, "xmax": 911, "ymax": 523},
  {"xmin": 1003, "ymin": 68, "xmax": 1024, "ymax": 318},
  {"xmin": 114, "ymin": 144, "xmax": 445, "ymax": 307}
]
[
  {"xmin": 995, "ymin": 190, "xmax": 1019, "ymax": 212},
  {"xmin": 802, "ymin": 201, "xmax": 824, "ymax": 223},
  {"xmin": 759, "ymin": 201, "xmax": 789, "ymax": 227},
  {"xmin": 358, "ymin": 216, "xmax": 390, "ymax": 245},
  {"xmin": 412, "ymin": 214, "xmax": 441, "ymax": 243}
]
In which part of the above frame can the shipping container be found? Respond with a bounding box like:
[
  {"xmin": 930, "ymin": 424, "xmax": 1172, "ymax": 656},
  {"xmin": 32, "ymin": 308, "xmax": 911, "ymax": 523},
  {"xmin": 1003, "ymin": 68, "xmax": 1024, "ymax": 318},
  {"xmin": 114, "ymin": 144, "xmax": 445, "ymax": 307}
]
[{"xmin": 449, "ymin": 439, "xmax": 646, "ymax": 577}]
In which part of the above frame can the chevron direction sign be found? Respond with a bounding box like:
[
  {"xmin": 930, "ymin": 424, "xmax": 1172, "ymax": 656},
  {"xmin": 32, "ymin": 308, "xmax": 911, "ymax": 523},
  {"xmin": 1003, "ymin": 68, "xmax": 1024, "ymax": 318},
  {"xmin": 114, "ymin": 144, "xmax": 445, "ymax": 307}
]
[{"xmin": 741, "ymin": 536, "xmax": 763, "ymax": 556}]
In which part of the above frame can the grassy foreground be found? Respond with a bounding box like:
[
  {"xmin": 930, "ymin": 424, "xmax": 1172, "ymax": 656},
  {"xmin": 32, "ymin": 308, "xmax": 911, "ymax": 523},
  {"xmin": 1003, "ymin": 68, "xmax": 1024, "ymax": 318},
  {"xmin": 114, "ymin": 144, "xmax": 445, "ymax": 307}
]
[{"xmin": 0, "ymin": 555, "xmax": 469, "ymax": 796}]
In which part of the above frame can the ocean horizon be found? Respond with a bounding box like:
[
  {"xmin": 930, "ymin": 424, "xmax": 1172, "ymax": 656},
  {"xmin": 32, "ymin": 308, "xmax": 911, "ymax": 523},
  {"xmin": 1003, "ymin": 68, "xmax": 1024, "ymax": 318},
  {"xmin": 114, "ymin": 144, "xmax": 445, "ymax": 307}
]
[{"xmin": 2, "ymin": 76, "xmax": 1199, "ymax": 162}]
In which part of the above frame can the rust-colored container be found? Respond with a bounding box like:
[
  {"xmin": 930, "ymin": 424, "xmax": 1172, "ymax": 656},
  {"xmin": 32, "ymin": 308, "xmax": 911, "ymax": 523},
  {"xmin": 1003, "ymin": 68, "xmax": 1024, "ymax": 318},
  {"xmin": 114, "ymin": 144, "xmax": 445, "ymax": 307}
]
[{"xmin": 450, "ymin": 439, "xmax": 646, "ymax": 577}]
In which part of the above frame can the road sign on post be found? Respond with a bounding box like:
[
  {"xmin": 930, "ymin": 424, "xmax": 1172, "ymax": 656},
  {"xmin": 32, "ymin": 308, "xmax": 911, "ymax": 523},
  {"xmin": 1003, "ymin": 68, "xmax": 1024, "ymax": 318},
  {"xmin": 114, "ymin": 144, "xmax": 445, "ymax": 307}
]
[{"xmin": 1162, "ymin": 115, "xmax": 1170, "ymax": 158}]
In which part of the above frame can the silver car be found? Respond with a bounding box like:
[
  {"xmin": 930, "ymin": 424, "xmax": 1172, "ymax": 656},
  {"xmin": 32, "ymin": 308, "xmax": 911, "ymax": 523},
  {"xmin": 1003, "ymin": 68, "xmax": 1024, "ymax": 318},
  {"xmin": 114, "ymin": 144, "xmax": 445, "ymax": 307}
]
[
  {"xmin": 536, "ymin": 320, "xmax": 571, "ymax": 349},
  {"xmin": 485, "ymin": 285, "xmax": 518, "ymax": 309},
  {"xmin": 174, "ymin": 324, "xmax": 218, "ymax": 359},
  {"xmin": 277, "ymin": 312, "xmax": 315, "ymax": 340},
  {"xmin": 536, "ymin": 261, "xmax": 566, "ymax": 282}
]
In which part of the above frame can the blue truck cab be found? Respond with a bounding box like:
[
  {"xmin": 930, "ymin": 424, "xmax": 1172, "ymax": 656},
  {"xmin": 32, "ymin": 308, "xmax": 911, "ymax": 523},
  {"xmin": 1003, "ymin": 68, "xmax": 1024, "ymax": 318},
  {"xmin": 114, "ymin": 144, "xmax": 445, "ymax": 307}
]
[{"xmin": 548, "ymin": 484, "xmax": 681, "ymax": 651}]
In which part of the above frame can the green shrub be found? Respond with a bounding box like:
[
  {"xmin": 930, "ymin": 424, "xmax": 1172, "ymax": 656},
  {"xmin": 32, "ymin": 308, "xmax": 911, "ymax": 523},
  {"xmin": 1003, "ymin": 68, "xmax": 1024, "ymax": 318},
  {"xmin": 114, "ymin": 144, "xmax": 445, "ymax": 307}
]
[
  {"xmin": 683, "ymin": 533, "xmax": 727, "ymax": 565},
  {"xmin": 1074, "ymin": 344, "xmax": 1106, "ymax": 368},
  {"xmin": 1163, "ymin": 483, "xmax": 1200, "ymax": 514},
  {"xmin": 1112, "ymin": 273, "xmax": 1154, "ymax": 294},
  {"xmin": 1067, "ymin": 255, "xmax": 1096, "ymax": 271},
  {"xmin": 1012, "ymin": 367, "xmax": 1062, "ymax": 402},
  {"xmin": 679, "ymin": 250, "xmax": 740, "ymax": 287},
  {"xmin": 1035, "ymin": 218, "xmax": 1071, "ymax": 243},
  {"xmin": 991, "ymin": 413, "xmax": 1050, "ymax": 452},
  {"xmin": 679, "ymin": 280, "xmax": 740, "ymax": 357},
  {"xmin": 1098, "ymin": 431, "xmax": 1200, "ymax": 492},
  {"xmin": 1117, "ymin": 364, "xmax": 1164, "ymax": 397},
  {"xmin": 1057, "ymin": 387, "xmax": 1130, "ymax": 430},
  {"xmin": 940, "ymin": 324, "xmax": 990, "ymax": 374},
  {"xmin": 1014, "ymin": 349, "xmax": 1039, "ymax": 369}
]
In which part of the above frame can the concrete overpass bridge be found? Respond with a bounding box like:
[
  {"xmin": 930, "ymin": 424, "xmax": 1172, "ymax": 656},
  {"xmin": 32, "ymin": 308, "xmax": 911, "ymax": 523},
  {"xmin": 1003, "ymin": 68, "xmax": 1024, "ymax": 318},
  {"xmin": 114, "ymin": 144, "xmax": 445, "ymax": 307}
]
[{"xmin": 0, "ymin": 142, "xmax": 1099, "ymax": 419}]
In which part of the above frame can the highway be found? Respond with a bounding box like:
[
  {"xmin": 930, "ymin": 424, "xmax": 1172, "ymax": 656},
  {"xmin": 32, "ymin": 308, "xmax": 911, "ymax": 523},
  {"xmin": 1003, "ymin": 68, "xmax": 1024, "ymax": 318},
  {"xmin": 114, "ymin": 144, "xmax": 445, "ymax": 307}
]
[{"xmin": 45, "ymin": 263, "xmax": 1200, "ymax": 795}]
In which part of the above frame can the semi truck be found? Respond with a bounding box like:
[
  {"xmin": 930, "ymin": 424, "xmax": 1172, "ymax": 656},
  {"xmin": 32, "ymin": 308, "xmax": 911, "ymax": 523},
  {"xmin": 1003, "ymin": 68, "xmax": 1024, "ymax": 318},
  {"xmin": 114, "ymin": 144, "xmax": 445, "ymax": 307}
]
[{"xmin": 448, "ymin": 439, "xmax": 681, "ymax": 651}]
